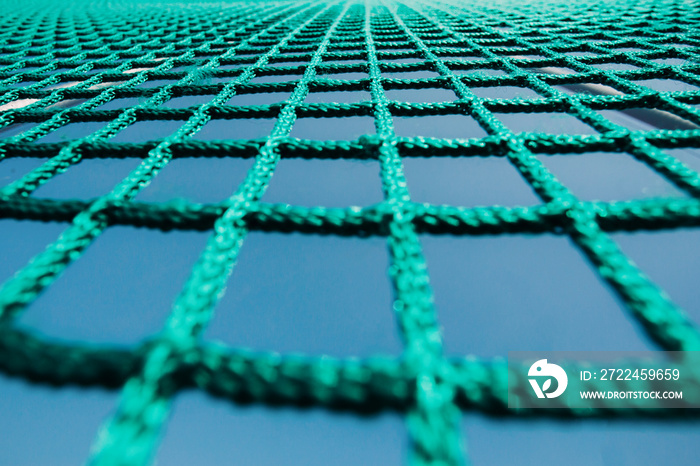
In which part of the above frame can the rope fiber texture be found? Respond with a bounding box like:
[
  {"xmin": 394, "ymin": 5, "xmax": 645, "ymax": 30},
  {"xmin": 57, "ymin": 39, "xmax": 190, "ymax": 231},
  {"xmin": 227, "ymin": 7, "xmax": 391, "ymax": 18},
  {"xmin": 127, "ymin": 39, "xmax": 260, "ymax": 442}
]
[{"xmin": 1, "ymin": 0, "xmax": 700, "ymax": 464}]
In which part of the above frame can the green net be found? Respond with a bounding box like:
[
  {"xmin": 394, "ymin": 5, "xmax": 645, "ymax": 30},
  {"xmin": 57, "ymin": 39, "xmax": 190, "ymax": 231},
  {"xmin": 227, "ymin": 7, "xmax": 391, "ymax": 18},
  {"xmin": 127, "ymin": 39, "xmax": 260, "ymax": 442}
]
[{"xmin": 1, "ymin": 0, "xmax": 699, "ymax": 464}]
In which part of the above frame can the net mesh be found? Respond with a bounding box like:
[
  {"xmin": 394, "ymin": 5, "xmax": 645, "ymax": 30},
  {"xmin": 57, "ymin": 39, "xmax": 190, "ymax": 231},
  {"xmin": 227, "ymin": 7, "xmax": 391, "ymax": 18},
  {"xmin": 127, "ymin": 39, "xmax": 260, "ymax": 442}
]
[{"xmin": 1, "ymin": 0, "xmax": 699, "ymax": 464}]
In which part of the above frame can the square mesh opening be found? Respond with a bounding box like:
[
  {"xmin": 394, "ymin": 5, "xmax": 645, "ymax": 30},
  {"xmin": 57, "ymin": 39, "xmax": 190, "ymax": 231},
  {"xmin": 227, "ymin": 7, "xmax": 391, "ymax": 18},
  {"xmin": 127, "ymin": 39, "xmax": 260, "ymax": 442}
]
[
  {"xmin": 421, "ymin": 234, "xmax": 653, "ymax": 358},
  {"xmin": 33, "ymin": 122, "xmax": 108, "ymax": 143},
  {"xmin": 612, "ymin": 229, "xmax": 700, "ymax": 321},
  {"xmin": 31, "ymin": 158, "xmax": 142, "ymax": 199},
  {"xmin": 110, "ymin": 120, "xmax": 186, "ymax": 142},
  {"xmin": 263, "ymin": 158, "xmax": 382, "ymax": 207},
  {"xmin": 494, "ymin": 112, "xmax": 598, "ymax": 134},
  {"xmin": 392, "ymin": 114, "xmax": 487, "ymax": 139},
  {"xmin": 0, "ymin": 377, "xmax": 117, "ymax": 466},
  {"xmin": 205, "ymin": 233, "xmax": 401, "ymax": 356},
  {"xmin": 304, "ymin": 90, "xmax": 371, "ymax": 103},
  {"xmin": 194, "ymin": 118, "xmax": 277, "ymax": 140},
  {"xmin": 385, "ymin": 87, "xmax": 458, "ymax": 103},
  {"xmin": 0, "ymin": 219, "xmax": 66, "ymax": 284},
  {"xmin": 537, "ymin": 151, "xmax": 688, "ymax": 201},
  {"xmin": 402, "ymin": 155, "xmax": 541, "ymax": 206},
  {"xmin": 0, "ymin": 157, "xmax": 50, "ymax": 186},
  {"xmin": 135, "ymin": 157, "xmax": 254, "ymax": 204},
  {"xmin": 227, "ymin": 91, "xmax": 290, "ymax": 106},
  {"xmin": 291, "ymin": 116, "xmax": 376, "ymax": 140},
  {"xmin": 470, "ymin": 85, "xmax": 541, "ymax": 100},
  {"xmin": 158, "ymin": 394, "xmax": 405, "ymax": 466},
  {"xmin": 19, "ymin": 226, "xmax": 210, "ymax": 344}
]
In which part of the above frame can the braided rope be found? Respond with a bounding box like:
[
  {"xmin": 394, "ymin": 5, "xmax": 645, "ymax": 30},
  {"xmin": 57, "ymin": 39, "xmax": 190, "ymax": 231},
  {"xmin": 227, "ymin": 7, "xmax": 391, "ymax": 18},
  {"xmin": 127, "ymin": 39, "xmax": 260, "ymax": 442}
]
[{"xmin": 1, "ymin": 0, "xmax": 700, "ymax": 464}]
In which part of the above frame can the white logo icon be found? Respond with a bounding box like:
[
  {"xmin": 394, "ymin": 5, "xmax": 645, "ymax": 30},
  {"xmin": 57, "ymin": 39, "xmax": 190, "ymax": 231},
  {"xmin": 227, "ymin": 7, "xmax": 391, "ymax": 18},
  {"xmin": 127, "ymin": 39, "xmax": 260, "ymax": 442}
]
[{"xmin": 528, "ymin": 359, "xmax": 568, "ymax": 399}]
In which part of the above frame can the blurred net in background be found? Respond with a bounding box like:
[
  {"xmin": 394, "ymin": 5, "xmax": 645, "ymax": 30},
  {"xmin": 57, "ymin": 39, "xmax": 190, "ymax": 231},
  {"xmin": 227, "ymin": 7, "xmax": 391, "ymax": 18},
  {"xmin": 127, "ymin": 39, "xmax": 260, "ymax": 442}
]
[{"xmin": 0, "ymin": 0, "xmax": 699, "ymax": 464}]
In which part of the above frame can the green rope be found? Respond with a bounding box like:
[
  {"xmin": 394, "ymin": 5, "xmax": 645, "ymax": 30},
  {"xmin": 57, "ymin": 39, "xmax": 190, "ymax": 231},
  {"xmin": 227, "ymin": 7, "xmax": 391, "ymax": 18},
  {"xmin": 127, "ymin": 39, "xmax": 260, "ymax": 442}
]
[{"xmin": 0, "ymin": 0, "xmax": 699, "ymax": 464}]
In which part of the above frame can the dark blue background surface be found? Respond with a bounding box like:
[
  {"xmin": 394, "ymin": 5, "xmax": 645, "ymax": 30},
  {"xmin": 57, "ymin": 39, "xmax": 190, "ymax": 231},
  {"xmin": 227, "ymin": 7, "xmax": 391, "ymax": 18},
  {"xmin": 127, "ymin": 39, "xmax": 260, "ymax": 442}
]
[{"xmin": 1, "ymin": 90, "xmax": 699, "ymax": 465}]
